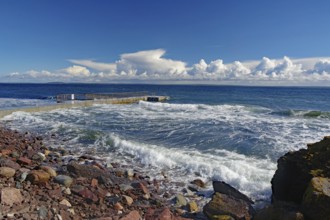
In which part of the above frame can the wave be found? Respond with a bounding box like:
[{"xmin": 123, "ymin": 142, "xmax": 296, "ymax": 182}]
[
  {"xmin": 270, "ymin": 109, "xmax": 330, "ymax": 118},
  {"xmin": 100, "ymin": 133, "xmax": 275, "ymax": 200}
]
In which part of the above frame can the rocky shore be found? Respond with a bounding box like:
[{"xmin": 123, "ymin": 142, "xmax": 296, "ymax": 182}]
[{"xmin": 0, "ymin": 125, "xmax": 329, "ymax": 220}]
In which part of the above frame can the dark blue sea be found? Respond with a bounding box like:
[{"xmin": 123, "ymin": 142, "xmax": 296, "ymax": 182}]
[{"xmin": 1, "ymin": 83, "xmax": 330, "ymax": 204}]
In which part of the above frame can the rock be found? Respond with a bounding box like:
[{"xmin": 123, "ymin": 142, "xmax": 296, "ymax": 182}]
[
  {"xmin": 38, "ymin": 206, "xmax": 48, "ymax": 219},
  {"xmin": 213, "ymin": 181, "xmax": 253, "ymax": 204},
  {"xmin": 175, "ymin": 194, "xmax": 187, "ymax": 207},
  {"xmin": 17, "ymin": 157, "xmax": 32, "ymax": 166},
  {"xmin": 32, "ymin": 152, "xmax": 46, "ymax": 161},
  {"xmin": 145, "ymin": 207, "xmax": 189, "ymax": 220},
  {"xmin": 271, "ymin": 136, "xmax": 330, "ymax": 204},
  {"xmin": 125, "ymin": 169, "xmax": 134, "ymax": 177},
  {"xmin": 191, "ymin": 178, "xmax": 206, "ymax": 188},
  {"xmin": 54, "ymin": 175, "xmax": 73, "ymax": 187},
  {"xmin": 60, "ymin": 199, "xmax": 72, "ymax": 207},
  {"xmin": 254, "ymin": 201, "xmax": 304, "ymax": 220},
  {"xmin": 120, "ymin": 210, "xmax": 141, "ymax": 220},
  {"xmin": 132, "ymin": 182, "xmax": 149, "ymax": 194},
  {"xmin": 78, "ymin": 188, "xmax": 98, "ymax": 203},
  {"xmin": 64, "ymin": 188, "xmax": 71, "ymax": 195},
  {"xmin": 27, "ymin": 170, "xmax": 50, "ymax": 184},
  {"xmin": 0, "ymin": 158, "xmax": 21, "ymax": 170},
  {"xmin": 0, "ymin": 167, "xmax": 16, "ymax": 178},
  {"xmin": 114, "ymin": 202, "xmax": 123, "ymax": 210},
  {"xmin": 91, "ymin": 178, "xmax": 98, "ymax": 187},
  {"xmin": 188, "ymin": 201, "xmax": 199, "ymax": 213},
  {"xmin": 41, "ymin": 166, "xmax": 57, "ymax": 177},
  {"xmin": 301, "ymin": 177, "xmax": 330, "ymax": 220},
  {"xmin": 120, "ymin": 184, "xmax": 133, "ymax": 192},
  {"xmin": 67, "ymin": 162, "xmax": 110, "ymax": 179},
  {"xmin": 1, "ymin": 187, "xmax": 23, "ymax": 206},
  {"xmin": 203, "ymin": 192, "xmax": 255, "ymax": 220},
  {"xmin": 122, "ymin": 195, "xmax": 133, "ymax": 205}
]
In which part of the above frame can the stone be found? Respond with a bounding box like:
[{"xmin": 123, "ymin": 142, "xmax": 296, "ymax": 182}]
[
  {"xmin": 60, "ymin": 199, "xmax": 72, "ymax": 207},
  {"xmin": 122, "ymin": 195, "xmax": 133, "ymax": 205},
  {"xmin": 271, "ymin": 136, "xmax": 330, "ymax": 204},
  {"xmin": 0, "ymin": 167, "xmax": 16, "ymax": 178},
  {"xmin": 17, "ymin": 157, "xmax": 32, "ymax": 165},
  {"xmin": 41, "ymin": 166, "xmax": 57, "ymax": 177},
  {"xmin": 188, "ymin": 201, "xmax": 199, "ymax": 213},
  {"xmin": 120, "ymin": 210, "xmax": 141, "ymax": 220},
  {"xmin": 301, "ymin": 177, "xmax": 330, "ymax": 220},
  {"xmin": 114, "ymin": 202, "xmax": 123, "ymax": 210},
  {"xmin": 1, "ymin": 187, "xmax": 23, "ymax": 206},
  {"xmin": 254, "ymin": 201, "xmax": 304, "ymax": 220},
  {"xmin": 38, "ymin": 206, "xmax": 48, "ymax": 219},
  {"xmin": 32, "ymin": 152, "xmax": 46, "ymax": 161},
  {"xmin": 91, "ymin": 178, "xmax": 98, "ymax": 187},
  {"xmin": 67, "ymin": 162, "xmax": 110, "ymax": 179},
  {"xmin": 213, "ymin": 181, "xmax": 253, "ymax": 204},
  {"xmin": 191, "ymin": 178, "xmax": 206, "ymax": 188},
  {"xmin": 64, "ymin": 188, "xmax": 71, "ymax": 195},
  {"xmin": 27, "ymin": 170, "xmax": 50, "ymax": 184},
  {"xmin": 125, "ymin": 169, "xmax": 134, "ymax": 177},
  {"xmin": 0, "ymin": 158, "xmax": 21, "ymax": 170},
  {"xmin": 203, "ymin": 192, "xmax": 255, "ymax": 220},
  {"xmin": 54, "ymin": 175, "xmax": 73, "ymax": 187},
  {"xmin": 175, "ymin": 194, "xmax": 187, "ymax": 207},
  {"xmin": 78, "ymin": 188, "xmax": 98, "ymax": 203},
  {"xmin": 132, "ymin": 182, "xmax": 149, "ymax": 194},
  {"xmin": 120, "ymin": 184, "xmax": 133, "ymax": 192}
]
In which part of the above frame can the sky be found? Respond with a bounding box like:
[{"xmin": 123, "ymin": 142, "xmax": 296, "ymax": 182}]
[{"xmin": 1, "ymin": 0, "xmax": 330, "ymax": 85}]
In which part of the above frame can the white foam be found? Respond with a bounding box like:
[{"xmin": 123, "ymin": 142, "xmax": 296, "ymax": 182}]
[{"xmin": 106, "ymin": 133, "xmax": 275, "ymax": 200}]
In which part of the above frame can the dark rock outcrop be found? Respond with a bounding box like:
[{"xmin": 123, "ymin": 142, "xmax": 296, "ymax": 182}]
[
  {"xmin": 203, "ymin": 181, "xmax": 255, "ymax": 220},
  {"xmin": 270, "ymin": 136, "xmax": 330, "ymax": 220}
]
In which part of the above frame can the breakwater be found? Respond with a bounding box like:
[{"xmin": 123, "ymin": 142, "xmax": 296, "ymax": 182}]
[{"xmin": 0, "ymin": 95, "xmax": 169, "ymax": 118}]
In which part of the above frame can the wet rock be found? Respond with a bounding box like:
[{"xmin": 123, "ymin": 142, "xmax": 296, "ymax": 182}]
[
  {"xmin": 191, "ymin": 178, "xmax": 206, "ymax": 188},
  {"xmin": 54, "ymin": 175, "xmax": 73, "ymax": 187},
  {"xmin": 120, "ymin": 210, "xmax": 141, "ymax": 220},
  {"xmin": 1, "ymin": 187, "xmax": 23, "ymax": 206},
  {"xmin": 175, "ymin": 194, "xmax": 187, "ymax": 207},
  {"xmin": 0, "ymin": 167, "xmax": 16, "ymax": 178},
  {"xmin": 27, "ymin": 170, "xmax": 50, "ymax": 184},
  {"xmin": 125, "ymin": 169, "xmax": 134, "ymax": 178},
  {"xmin": 301, "ymin": 177, "xmax": 330, "ymax": 220},
  {"xmin": 41, "ymin": 166, "xmax": 57, "ymax": 177},
  {"xmin": 32, "ymin": 152, "xmax": 46, "ymax": 161},
  {"xmin": 132, "ymin": 182, "xmax": 149, "ymax": 194},
  {"xmin": 203, "ymin": 192, "xmax": 255, "ymax": 220}
]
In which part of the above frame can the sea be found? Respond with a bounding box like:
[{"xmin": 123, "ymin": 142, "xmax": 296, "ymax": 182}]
[{"xmin": 1, "ymin": 83, "xmax": 330, "ymax": 206}]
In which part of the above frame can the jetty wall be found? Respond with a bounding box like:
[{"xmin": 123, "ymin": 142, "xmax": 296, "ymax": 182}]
[{"xmin": 0, "ymin": 96, "xmax": 169, "ymax": 119}]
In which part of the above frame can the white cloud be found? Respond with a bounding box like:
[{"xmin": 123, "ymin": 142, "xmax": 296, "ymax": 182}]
[{"xmin": 3, "ymin": 49, "xmax": 330, "ymax": 85}]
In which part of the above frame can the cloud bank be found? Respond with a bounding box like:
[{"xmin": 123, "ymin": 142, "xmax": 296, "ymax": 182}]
[{"xmin": 4, "ymin": 49, "xmax": 330, "ymax": 85}]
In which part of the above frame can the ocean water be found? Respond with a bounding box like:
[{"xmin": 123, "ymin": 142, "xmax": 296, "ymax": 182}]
[{"xmin": 1, "ymin": 83, "xmax": 330, "ymax": 204}]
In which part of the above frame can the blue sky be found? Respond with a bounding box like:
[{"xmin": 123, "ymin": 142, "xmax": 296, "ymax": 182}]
[{"xmin": 1, "ymin": 0, "xmax": 330, "ymax": 85}]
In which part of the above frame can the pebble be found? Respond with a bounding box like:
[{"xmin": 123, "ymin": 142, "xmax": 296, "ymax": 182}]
[
  {"xmin": 175, "ymin": 194, "xmax": 187, "ymax": 207},
  {"xmin": 0, "ymin": 167, "xmax": 16, "ymax": 178},
  {"xmin": 41, "ymin": 166, "xmax": 57, "ymax": 177},
  {"xmin": 38, "ymin": 206, "xmax": 48, "ymax": 219},
  {"xmin": 54, "ymin": 175, "xmax": 73, "ymax": 187},
  {"xmin": 60, "ymin": 199, "xmax": 72, "ymax": 207}
]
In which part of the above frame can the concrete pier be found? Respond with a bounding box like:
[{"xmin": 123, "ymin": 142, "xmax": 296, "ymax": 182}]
[{"xmin": 0, "ymin": 95, "xmax": 169, "ymax": 119}]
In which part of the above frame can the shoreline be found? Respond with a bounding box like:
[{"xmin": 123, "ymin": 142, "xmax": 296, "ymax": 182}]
[{"xmin": 0, "ymin": 125, "xmax": 209, "ymax": 219}]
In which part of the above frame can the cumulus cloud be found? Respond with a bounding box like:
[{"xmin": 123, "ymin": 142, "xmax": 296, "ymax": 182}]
[{"xmin": 4, "ymin": 49, "xmax": 330, "ymax": 85}]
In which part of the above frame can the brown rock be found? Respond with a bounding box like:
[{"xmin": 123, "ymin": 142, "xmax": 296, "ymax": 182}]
[
  {"xmin": 254, "ymin": 201, "xmax": 304, "ymax": 220},
  {"xmin": 122, "ymin": 195, "xmax": 133, "ymax": 206},
  {"xmin": 67, "ymin": 162, "xmax": 110, "ymax": 179},
  {"xmin": 188, "ymin": 201, "xmax": 199, "ymax": 213},
  {"xmin": 120, "ymin": 210, "xmax": 141, "ymax": 220},
  {"xmin": 91, "ymin": 178, "xmax": 98, "ymax": 187},
  {"xmin": 133, "ymin": 182, "xmax": 149, "ymax": 194},
  {"xmin": 0, "ymin": 167, "xmax": 16, "ymax": 178},
  {"xmin": 78, "ymin": 188, "xmax": 99, "ymax": 203},
  {"xmin": 27, "ymin": 170, "xmax": 51, "ymax": 184},
  {"xmin": 17, "ymin": 157, "xmax": 32, "ymax": 165},
  {"xmin": 203, "ymin": 192, "xmax": 255, "ymax": 220},
  {"xmin": 114, "ymin": 202, "xmax": 123, "ymax": 210},
  {"xmin": 41, "ymin": 166, "xmax": 57, "ymax": 177},
  {"xmin": 191, "ymin": 179, "xmax": 205, "ymax": 188},
  {"xmin": 0, "ymin": 158, "xmax": 21, "ymax": 170},
  {"xmin": 1, "ymin": 187, "xmax": 23, "ymax": 206}
]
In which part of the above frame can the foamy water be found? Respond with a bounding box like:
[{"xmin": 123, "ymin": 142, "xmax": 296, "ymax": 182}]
[{"xmin": 2, "ymin": 99, "xmax": 330, "ymax": 204}]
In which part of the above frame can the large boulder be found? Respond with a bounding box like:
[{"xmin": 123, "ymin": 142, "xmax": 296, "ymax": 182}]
[
  {"xmin": 271, "ymin": 136, "xmax": 330, "ymax": 204},
  {"xmin": 301, "ymin": 177, "xmax": 330, "ymax": 220},
  {"xmin": 271, "ymin": 136, "xmax": 330, "ymax": 220},
  {"xmin": 203, "ymin": 181, "xmax": 255, "ymax": 220}
]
